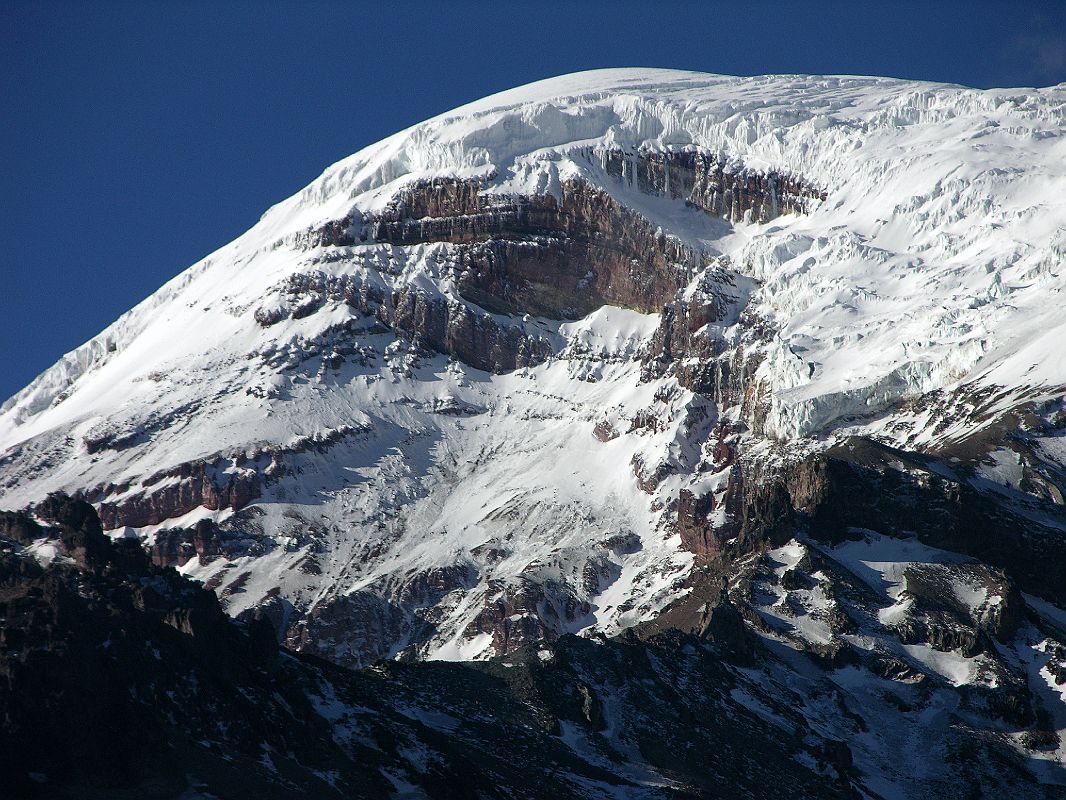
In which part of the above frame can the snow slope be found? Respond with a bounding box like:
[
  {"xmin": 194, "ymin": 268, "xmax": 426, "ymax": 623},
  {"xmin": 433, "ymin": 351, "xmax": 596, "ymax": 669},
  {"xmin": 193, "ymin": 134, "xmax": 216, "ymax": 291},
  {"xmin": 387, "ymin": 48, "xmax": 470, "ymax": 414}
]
[
  {"xmin": 5, "ymin": 70, "xmax": 1065, "ymax": 445},
  {"xmin": 1, "ymin": 68, "xmax": 1065, "ymax": 664}
]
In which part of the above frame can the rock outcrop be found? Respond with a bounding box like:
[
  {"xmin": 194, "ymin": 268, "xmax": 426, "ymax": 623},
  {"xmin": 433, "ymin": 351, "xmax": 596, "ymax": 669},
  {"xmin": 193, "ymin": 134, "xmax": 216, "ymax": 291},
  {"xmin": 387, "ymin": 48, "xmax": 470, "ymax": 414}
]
[
  {"xmin": 304, "ymin": 147, "xmax": 823, "ymax": 329},
  {"xmin": 670, "ymin": 436, "xmax": 1066, "ymax": 607},
  {"xmin": 96, "ymin": 459, "xmax": 261, "ymax": 529}
]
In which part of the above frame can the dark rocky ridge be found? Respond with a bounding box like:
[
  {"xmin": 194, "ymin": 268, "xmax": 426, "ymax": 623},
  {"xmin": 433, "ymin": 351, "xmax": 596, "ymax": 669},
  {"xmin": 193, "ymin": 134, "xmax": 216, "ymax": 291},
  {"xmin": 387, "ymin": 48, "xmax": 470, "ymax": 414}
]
[
  {"xmin": 0, "ymin": 498, "xmax": 879, "ymax": 799},
  {"xmin": 3, "ymin": 499, "xmax": 1059, "ymax": 798},
  {"xmin": 672, "ymin": 435, "xmax": 1066, "ymax": 604},
  {"xmin": 788, "ymin": 438, "xmax": 1066, "ymax": 604}
]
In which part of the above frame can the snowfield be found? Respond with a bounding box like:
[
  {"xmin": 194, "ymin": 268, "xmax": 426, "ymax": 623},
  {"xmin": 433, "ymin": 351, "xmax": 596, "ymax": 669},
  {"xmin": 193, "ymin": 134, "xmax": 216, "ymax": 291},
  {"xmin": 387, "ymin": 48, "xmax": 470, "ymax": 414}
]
[
  {"xmin": 1, "ymin": 68, "xmax": 1065, "ymax": 667},
  {"xmin": 4, "ymin": 70, "xmax": 1065, "ymax": 449}
]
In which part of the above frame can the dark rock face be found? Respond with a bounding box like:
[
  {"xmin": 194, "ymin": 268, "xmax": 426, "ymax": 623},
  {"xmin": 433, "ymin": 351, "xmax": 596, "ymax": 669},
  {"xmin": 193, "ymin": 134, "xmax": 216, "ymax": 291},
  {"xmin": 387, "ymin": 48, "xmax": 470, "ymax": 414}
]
[
  {"xmin": 285, "ymin": 564, "xmax": 482, "ymax": 668},
  {"xmin": 303, "ymin": 149, "xmax": 822, "ymax": 330},
  {"xmin": 786, "ymin": 438, "xmax": 1066, "ymax": 605},
  {"xmin": 465, "ymin": 578, "xmax": 591, "ymax": 656},
  {"xmin": 0, "ymin": 510, "xmax": 41, "ymax": 545},
  {"xmin": 697, "ymin": 594, "xmax": 754, "ymax": 662},
  {"xmin": 596, "ymin": 147, "xmax": 826, "ymax": 223},
  {"xmin": 309, "ymin": 176, "xmax": 700, "ymax": 319},
  {"xmin": 33, "ymin": 494, "xmax": 118, "ymax": 568},
  {"xmin": 676, "ymin": 488, "xmax": 719, "ymax": 555},
  {"xmin": 682, "ymin": 460, "xmax": 794, "ymax": 557},
  {"xmin": 674, "ymin": 435, "xmax": 1066, "ymax": 608},
  {"xmin": 286, "ymin": 591, "xmax": 409, "ymax": 668},
  {"xmin": 893, "ymin": 562, "xmax": 1024, "ymax": 654},
  {"xmin": 391, "ymin": 284, "xmax": 553, "ymax": 373},
  {"xmin": 0, "ymin": 499, "xmax": 293, "ymax": 797}
]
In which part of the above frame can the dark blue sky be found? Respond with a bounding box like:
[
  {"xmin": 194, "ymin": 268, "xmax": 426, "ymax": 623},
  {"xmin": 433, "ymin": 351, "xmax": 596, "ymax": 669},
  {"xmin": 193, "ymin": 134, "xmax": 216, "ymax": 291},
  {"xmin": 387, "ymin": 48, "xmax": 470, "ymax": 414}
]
[{"xmin": 3, "ymin": 1, "xmax": 1065, "ymax": 403}]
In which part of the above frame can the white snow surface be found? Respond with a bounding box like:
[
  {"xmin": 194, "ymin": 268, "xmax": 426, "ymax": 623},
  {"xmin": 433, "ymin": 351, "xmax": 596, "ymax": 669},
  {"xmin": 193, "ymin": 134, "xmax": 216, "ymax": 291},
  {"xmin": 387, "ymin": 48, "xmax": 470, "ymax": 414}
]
[
  {"xmin": 2, "ymin": 68, "xmax": 1065, "ymax": 660},
  {"xmin": 4, "ymin": 69, "xmax": 1065, "ymax": 447}
]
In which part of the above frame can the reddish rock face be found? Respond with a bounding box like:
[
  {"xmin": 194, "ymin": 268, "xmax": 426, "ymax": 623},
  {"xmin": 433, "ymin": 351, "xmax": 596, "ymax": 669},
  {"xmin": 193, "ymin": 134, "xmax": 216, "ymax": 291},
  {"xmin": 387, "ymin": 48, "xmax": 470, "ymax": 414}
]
[
  {"xmin": 592, "ymin": 421, "xmax": 618, "ymax": 442},
  {"xmin": 446, "ymin": 181, "xmax": 698, "ymax": 318},
  {"xmin": 674, "ymin": 457, "xmax": 799, "ymax": 559},
  {"xmin": 306, "ymin": 148, "xmax": 822, "ymax": 328},
  {"xmin": 310, "ymin": 176, "xmax": 700, "ymax": 320},
  {"xmin": 676, "ymin": 488, "xmax": 719, "ymax": 555},
  {"xmin": 97, "ymin": 461, "xmax": 261, "ymax": 530},
  {"xmin": 712, "ymin": 429, "xmax": 737, "ymax": 469},
  {"xmin": 88, "ymin": 423, "xmax": 373, "ymax": 531},
  {"xmin": 148, "ymin": 519, "xmax": 223, "ymax": 568}
]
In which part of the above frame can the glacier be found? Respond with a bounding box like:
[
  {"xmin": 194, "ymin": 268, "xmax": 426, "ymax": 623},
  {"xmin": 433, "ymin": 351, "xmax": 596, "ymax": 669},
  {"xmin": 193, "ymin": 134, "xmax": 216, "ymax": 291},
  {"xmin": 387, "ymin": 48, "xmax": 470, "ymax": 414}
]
[{"xmin": 0, "ymin": 67, "xmax": 1065, "ymax": 666}]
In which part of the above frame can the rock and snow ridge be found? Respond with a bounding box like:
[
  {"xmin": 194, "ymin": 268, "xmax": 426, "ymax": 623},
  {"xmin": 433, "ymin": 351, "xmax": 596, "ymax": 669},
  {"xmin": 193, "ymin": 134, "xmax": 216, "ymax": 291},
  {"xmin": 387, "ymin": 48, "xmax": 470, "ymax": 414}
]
[{"xmin": 0, "ymin": 67, "xmax": 1065, "ymax": 685}]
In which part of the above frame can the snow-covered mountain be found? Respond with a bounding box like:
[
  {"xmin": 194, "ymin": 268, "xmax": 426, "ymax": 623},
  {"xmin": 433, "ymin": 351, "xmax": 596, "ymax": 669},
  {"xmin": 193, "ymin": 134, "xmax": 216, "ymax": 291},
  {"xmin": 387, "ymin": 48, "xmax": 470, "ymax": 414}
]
[{"xmin": 2, "ymin": 68, "xmax": 1066, "ymax": 794}]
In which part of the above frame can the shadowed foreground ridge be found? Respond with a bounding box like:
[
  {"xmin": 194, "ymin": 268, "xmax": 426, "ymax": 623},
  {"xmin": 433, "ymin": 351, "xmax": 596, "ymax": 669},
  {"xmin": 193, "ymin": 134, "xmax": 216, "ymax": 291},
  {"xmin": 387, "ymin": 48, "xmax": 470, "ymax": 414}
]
[
  {"xmin": 2, "ymin": 495, "xmax": 1063, "ymax": 798},
  {"xmin": 1, "ymin": 497, "xmax": 855, "ymax": 799}
]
